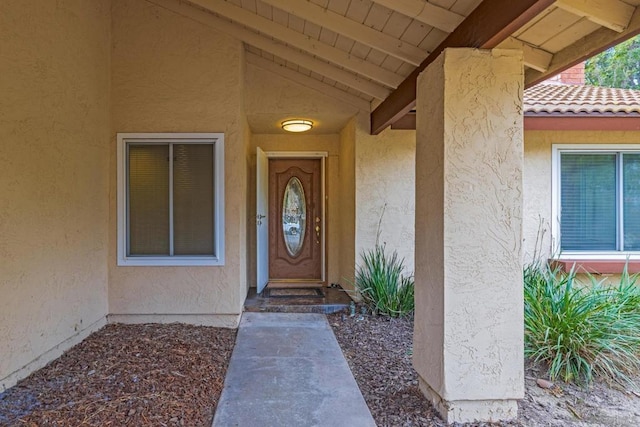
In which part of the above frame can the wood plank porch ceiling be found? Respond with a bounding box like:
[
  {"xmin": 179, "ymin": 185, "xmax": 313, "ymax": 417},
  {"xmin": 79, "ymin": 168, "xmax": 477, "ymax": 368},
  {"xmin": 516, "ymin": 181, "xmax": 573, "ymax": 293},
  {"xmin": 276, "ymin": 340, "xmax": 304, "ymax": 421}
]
[{"xmin": 153, "ymin": 0, "xmax": 640, "ymax": 134}]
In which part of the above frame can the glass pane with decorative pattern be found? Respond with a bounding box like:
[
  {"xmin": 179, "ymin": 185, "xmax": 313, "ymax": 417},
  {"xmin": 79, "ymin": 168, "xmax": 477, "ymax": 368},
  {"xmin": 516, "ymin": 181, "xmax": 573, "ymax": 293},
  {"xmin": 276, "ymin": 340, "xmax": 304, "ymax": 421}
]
[{"xmin": 282, "ymin": 177, "xmax": 306, "ymax": 256}]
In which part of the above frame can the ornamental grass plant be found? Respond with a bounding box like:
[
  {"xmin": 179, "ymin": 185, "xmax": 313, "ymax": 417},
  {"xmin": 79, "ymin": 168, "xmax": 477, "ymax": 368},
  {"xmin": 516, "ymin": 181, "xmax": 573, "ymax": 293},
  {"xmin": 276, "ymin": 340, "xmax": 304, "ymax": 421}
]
[
  {"xmin": 352, "ymin": 204, "xmax": 415, "ymax": 317},
  {"xmin": 524, "ymin": 260, "xmax": 640, "ymax": 386},
  {"xmin": 354, "ymin": 243, "xmax": 415, "ymax": 317}
]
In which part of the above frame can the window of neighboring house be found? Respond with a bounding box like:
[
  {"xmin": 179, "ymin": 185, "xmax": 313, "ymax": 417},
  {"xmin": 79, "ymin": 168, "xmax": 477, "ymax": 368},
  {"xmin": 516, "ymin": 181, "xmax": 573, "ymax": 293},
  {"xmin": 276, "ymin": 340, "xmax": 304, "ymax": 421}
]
[
  {"xmin": 552, "ymin": 144, "xmax": 640, "ymax": 258},
  {"xmin": 117, "ymin": 133, "xmax": 224, "ymax": 266}
]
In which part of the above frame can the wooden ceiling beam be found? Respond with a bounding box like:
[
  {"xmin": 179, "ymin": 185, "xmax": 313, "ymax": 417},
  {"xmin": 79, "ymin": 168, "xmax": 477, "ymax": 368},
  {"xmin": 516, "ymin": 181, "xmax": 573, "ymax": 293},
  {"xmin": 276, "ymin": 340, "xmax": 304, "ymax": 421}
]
[
  {"xmin": 497, "ymin": 37, "xmax": 553, "ymax": 72},
  {"xmin": 260, "ymin": 0, "xmax": 427, "ymax": 66},
  {"xmin": 390, "ymin": 112, "xmax": 416, "ymax": 130},
  {"xmin": 370, "ymin": 0, "xmax": 556, "ymax": 135},
  {"xmin": 186, "ymin": 0, "xmax": 404, "ymax": 88},
  {"xmin": 555, "ymin": 0, "xmax": 635, "ymax": 33},
  {"xmin": 150, "ymin": 0, "xmax": 391, "ymax": 99},
  {"xmin": 368, "ymin": 0, "xmax": 465, "ymax": 33},
  {"xmin": 526, "ymin": 6, "xmax": 640, "ymax": 86}
]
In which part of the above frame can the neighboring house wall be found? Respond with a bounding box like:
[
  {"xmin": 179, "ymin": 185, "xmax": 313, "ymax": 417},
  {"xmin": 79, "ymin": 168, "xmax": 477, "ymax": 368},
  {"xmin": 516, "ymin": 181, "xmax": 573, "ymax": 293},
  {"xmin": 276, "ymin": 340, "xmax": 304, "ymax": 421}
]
[
  {"xmin": 523, "ymin": 130, "xmax": 640, "ymax": 263},
  {"xmin": 544, "ymin": 63, "xmax": 585, "ymax": 85},
  {"xmin": 0, "ymin": 1, "xmax": 111, "ymax": 390},
  {"xmin": 355, "ymin": 115, "xmax": 416, "ymax": 274},
  {"xmin": 108, "ymin": 0, "xmax": 247, "ymax": 326}
]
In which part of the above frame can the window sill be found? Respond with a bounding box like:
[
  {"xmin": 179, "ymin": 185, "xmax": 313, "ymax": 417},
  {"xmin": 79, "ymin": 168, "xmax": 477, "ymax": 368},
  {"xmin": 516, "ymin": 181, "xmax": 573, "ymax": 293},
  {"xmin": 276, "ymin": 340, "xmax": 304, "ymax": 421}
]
[
  {"xmin": 118, "ymin": 257, "xmax": 224, "ymax": 267},
  {"xmin": 549, "ymin": 259, "xmax": 640, "ymax": 274}
]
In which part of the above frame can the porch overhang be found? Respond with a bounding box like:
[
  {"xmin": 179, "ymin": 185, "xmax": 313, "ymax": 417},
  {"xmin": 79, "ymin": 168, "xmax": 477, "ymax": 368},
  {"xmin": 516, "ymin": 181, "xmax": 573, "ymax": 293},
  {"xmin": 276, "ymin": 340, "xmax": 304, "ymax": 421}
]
[
  {"xmin": 370, "ymin": 0, "xmax": 555, "ymax": 135},
  {"xmin": 372, "ymin": 1, "xmax": 640, "ymax": 134}
]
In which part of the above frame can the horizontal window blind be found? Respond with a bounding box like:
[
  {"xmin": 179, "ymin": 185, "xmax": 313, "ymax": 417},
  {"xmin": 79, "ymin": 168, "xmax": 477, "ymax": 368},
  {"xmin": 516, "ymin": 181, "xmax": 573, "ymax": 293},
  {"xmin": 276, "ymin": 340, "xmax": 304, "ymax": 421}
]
[
  {"xmin": 624, "ymin": 154, "xmax": 640, "ymax": 251},
  {"xmin": 173, "ymin": 144, "xmax": 214, "ymax": 255},
  {"xmin": 560, "ymin": 153, "xmax": 616, "ymax": 251},
  {"xmin": 127, "ymin": 143, "xmax": 215, "ymax": 257},
  {"xmin": 128, "ymin": 145, "xmax": 170, "ymax": 255}
]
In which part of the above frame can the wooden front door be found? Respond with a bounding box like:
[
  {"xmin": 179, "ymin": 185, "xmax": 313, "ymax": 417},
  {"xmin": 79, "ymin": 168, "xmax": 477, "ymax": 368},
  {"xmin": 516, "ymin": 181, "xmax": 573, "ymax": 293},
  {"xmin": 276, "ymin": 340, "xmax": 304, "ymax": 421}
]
[{"xmin": 268, "ymin": 158, "xmax": 323, "ymax": 283}]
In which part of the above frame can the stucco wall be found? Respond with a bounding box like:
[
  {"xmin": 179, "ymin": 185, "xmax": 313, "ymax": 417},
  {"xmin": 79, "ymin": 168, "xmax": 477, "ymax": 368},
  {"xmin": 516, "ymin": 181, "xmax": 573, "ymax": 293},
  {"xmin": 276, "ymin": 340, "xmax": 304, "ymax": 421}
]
[
  {"xmin": 354, "ymin": 114, "xmax": 416, "ymax": 275},
  {"xmin": 414, "ymin": 49, "xmax": 524, "ymax": 422},
  {"xmin": 523, "ymin": 130, "xmax": 640, "ymax": 262},
  {"xmin": 108, "ymin": 0, "xmax": 247, "ymax": 325},
  {"xmin": 0, "ymin": 0, "xmax": 111, "ymax": 389},
  {"xmin": 339, "ymin": 119, "xmax": 357, "ymax": 289}
]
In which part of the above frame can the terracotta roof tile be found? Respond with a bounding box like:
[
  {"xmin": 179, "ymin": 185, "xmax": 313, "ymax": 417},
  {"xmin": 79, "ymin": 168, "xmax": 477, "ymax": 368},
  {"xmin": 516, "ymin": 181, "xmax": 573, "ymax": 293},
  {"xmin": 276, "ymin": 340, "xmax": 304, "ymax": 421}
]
[{"xmin": 524, "ymin": 84, "xmax": 640, "ymax": 116}]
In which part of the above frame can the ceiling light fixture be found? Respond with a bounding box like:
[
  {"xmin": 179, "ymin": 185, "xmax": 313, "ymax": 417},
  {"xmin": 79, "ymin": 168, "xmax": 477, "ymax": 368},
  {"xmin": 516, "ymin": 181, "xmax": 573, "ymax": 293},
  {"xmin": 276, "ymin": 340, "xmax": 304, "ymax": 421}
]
[{"xmin": 281, "ymin": 119, "xmax": 313, "ymax": 133}]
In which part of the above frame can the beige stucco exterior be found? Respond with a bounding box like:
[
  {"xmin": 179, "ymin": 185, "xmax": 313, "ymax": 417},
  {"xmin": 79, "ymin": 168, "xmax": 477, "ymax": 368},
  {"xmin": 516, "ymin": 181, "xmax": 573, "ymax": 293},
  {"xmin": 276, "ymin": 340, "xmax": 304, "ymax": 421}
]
[
  {"xmin": 4, "ymin": 2, "xmax": 620, "ymax": 416},
  {"xmin": 414, "ymin": 49, "xmax": 524, "ymax": 423},
  {"xmin": 354, "ymin": 114, "xmax": 416, "ymax": 274},
  {"xmin": 107, "ymin": 0, "xmax": 247, "ymax": 326},
  {"xmin": 0, "ymin": 1, "xmax": 111, "ymax": 390},
  {"xmin": 1, "ymin": 0, "xmax": 397, "ymax": 388},
  {"xmin": 339, "ymin": 118, "xmax": 357, "ymax": 289}
]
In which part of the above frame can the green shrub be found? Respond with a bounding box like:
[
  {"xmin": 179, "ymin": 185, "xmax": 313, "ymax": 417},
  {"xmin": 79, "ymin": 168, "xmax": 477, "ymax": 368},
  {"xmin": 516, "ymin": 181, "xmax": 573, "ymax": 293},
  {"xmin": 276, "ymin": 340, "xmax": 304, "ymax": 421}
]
[
  {"xmin": 524, "ymin": 261, "xmax": 640, "ymax": 385},
  {"xmin": 354, "ymin": 244, "xmax": 414, "ymax": 317}
]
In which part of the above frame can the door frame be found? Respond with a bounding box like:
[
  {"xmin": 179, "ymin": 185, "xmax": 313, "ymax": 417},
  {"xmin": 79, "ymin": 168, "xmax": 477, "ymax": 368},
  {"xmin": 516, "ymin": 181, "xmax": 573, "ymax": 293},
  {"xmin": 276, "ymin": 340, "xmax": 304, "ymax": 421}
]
[{"xmin": 263, "ymin": 150, "xmax": 327, "ymax": 284}]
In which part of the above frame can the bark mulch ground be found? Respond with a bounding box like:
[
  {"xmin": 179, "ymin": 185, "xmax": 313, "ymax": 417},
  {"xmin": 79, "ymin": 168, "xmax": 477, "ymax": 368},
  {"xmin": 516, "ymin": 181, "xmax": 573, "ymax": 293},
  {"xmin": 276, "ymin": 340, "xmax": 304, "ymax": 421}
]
[
  {"xmin": 3, "ymin": 314, "xmax": 639, "ymax": 426},
  {"xmin": 329, "ymin": 310, "xmax": 640, "ymax": 427},
  {"xmin": 328, "ymin": 312, "xmax": 446, "ymax": 426},
  {"xmin": 328, "ymin": 311, "xmax": 521, "ymax": 427},
  {"xmin": 0, "ymin": 324, "xmax": 236, "ymax": 427}
]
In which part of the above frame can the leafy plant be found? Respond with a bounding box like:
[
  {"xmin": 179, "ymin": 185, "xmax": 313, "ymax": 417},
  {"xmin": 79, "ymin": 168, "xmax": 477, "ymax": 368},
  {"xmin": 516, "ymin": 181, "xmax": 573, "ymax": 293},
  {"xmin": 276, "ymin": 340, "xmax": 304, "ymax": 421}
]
[
  {"xmin": 354, "ymin": 243, "xmax": 414, "ymax": 317},
  {"xmin": 585, "ymin": 34, "xmax": 640, "ymax": 89},
  {"xmin": 349, "ymin": 203, "xmax": 414, "ymax": 317},
  {"xmin": 524, "ymin": 261, "xmax": 640, "ymax": 385}
]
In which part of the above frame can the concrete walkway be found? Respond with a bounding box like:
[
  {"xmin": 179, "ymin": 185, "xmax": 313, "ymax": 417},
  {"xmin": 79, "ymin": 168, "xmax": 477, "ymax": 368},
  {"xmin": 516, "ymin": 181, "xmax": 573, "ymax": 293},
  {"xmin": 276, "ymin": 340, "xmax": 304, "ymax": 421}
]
[{"xmin": 212, "ymin": 312, "xmax": 376, "ymax": 427}]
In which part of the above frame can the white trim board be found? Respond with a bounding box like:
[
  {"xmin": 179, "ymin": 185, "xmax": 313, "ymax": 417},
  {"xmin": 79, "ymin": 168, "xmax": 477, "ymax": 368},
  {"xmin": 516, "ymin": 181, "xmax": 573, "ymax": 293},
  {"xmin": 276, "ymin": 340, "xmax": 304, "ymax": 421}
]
[
  {"xmin": 264, "ymin": 151, "xmax": 328, "ymax": 158},
  {"xmin": 117, "ymin": 132, "xmax": 225, "ymax": 266}
]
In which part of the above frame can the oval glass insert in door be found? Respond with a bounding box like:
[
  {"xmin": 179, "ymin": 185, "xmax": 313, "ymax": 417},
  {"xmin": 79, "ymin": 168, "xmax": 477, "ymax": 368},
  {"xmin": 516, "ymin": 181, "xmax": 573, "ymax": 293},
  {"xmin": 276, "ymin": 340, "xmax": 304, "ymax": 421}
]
[{"xmin": 282, "ymin": 177, "xmax": 306, "ymax": 256}]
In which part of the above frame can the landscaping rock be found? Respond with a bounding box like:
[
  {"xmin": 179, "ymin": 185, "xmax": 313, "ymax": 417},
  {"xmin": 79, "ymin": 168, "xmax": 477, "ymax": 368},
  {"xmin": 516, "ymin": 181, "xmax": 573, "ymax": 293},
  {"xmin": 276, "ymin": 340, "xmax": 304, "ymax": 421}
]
[{"xmin": 536, "ymin": 378, "xmax": 555, "ymax": 389}]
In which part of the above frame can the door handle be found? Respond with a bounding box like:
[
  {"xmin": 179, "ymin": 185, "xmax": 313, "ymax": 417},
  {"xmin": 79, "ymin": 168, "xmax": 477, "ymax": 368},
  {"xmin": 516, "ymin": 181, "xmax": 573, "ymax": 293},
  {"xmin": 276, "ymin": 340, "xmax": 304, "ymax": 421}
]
[
  {"xmin": 315, "ymin": 217, "xmax": 321, "ymax": 243},
  {"xmin": 257, "ymin": 214, "xmax": 266, "ymax": 226}
]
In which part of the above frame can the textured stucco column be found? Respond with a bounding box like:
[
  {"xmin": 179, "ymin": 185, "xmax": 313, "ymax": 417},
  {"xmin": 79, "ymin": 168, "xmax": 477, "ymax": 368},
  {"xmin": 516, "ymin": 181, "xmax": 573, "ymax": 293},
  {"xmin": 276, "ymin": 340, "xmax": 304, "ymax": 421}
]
[{"xmin": 413, "ymin": 48, "xmax": 524, "ymax": 423}]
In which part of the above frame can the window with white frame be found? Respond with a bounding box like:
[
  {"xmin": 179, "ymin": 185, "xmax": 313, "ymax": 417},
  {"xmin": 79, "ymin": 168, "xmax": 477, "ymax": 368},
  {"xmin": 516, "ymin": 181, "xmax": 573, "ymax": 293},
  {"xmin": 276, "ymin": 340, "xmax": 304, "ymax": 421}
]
[
  {"xmin": 117, "ymin": 133, "xmax": 224, "ymax": 266},
  {"xmin": 553, "ymin": 145, "xmax": 640, "ymax": 256}
]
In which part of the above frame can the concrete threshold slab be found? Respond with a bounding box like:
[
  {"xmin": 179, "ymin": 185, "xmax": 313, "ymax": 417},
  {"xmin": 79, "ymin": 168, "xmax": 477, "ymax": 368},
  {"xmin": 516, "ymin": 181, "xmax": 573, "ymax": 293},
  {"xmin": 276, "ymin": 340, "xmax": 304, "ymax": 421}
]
[
  {"xmin": 243, "ymin": 287, "xmax": 352, "ymax": 314},
  {"xmin": 212, "ymin": 312, "xmax": 376, "ymax": 427}
]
